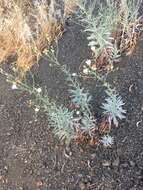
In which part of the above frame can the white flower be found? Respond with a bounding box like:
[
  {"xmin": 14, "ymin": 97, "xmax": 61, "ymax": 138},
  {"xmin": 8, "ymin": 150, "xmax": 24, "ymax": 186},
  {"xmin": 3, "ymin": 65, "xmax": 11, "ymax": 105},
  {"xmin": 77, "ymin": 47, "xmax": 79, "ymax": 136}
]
[
  {"xmin": 36, "ymin": 88, "xmax": 42, "ymax": 93},
  {"xmin": 101, "ymin": 135, "xmax": 114, "ymax": 147},
  {"xmin": 88, "ymin": 41, "xmax": 96, "ymax": 46},
  {"xmin": 91, "ymin": 65, "xmax": 97, "ymax": 71},
  {"xmin": 91, "ymin": 46, "xmax": 96, "ymax": 52},
  {"xmin": 85, "ymin": 59, "xmax": 91, "ymax": 66},
  {"xmin": 83, "ymin": 68, "xmax": 89, "ymax": 75},
  {"xmin": 76, "ymin": 111, "xmax": 80, "ymax": 115},
  {"xmin": 72, "ymin": 73, "xmax": 77, "ymax": 77},
  {"xmin": 35, "ymin": 107, "xmax": 40, "ymax": 112},
  {"xmin": 11, "ymin": 83, "xmax": 18, "ymax": 90}
]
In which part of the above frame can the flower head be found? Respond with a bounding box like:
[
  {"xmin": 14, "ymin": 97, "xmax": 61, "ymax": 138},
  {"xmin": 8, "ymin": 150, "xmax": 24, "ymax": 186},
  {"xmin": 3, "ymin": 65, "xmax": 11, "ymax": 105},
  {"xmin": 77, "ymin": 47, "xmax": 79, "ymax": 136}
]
[
  {"xmin": 36, "ymin": 88, "xmax": 42, "ymax": 93},
  {"xmin": 85, "ymin": 59, "xmax": 91, "ymax": 66},
  {"xmin": 83, "ymin": 68, "xmax": 89, "ymax": 75},
  {"xmin": 35, "ymin": 107, "xmax": 40, "ymax": 112},
  {"xmin": 91, "ymin": 46, "xmax": 96, "ymax": 52},
  {"xmin": 11, "ymin": 83, "xmax": 18, "ymax": 90},
  {"xmin": 76, "ymin": 110, "xmax": 80, "ymax": 115},
  {"xmin": 72, "ymin": 73, "xmax": 77, "ymax": 77}
]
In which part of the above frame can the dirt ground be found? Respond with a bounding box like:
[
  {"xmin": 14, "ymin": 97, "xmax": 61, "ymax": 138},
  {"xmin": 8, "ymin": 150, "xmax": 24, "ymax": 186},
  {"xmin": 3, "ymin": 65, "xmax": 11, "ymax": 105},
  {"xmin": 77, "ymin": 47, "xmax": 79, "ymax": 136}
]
[{"xmin": 0, "ymin": 18, "xmax": 143, "ymax": 190}]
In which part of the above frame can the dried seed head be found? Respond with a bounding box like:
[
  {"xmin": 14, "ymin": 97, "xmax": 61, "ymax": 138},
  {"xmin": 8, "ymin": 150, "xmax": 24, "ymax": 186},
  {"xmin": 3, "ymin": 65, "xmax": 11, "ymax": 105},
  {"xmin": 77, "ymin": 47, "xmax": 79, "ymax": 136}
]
[
  {"xmin": 91, "ymin": 46, "xmax": 96, "ymax": 52},
  {"xmin": 36, "ymin": 87, "xmax": 42, "ymax": 93},
  {"xmin": 83, "ymin": 68, "xmax": 89, "ymax": 75},
  {"xmin": 35, "ymin": 107, "xmax": 40, "ymax": 112},
  {"xmin": 72, "ymin": 73, "xmax": 77, "ymax": 77},
  {"xmin": 85, "ymin": 59, "xmax": 91, "ymax": 66}
]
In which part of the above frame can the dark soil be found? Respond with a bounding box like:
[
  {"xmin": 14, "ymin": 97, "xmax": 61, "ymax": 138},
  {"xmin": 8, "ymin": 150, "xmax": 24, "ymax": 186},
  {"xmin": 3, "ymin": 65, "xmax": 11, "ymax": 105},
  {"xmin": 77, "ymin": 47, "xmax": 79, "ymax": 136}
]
[{"xmin": 0, "ymin": 19, "xmax": 143, "ymax": 190}]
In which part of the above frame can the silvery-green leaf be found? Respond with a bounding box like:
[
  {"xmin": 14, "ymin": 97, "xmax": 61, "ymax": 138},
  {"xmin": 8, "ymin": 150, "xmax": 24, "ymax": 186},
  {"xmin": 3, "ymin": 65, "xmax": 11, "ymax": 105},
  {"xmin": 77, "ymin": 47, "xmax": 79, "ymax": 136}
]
[{"xmin": 101, "ymin": 91, "xmax": 126, "ymax": 126}]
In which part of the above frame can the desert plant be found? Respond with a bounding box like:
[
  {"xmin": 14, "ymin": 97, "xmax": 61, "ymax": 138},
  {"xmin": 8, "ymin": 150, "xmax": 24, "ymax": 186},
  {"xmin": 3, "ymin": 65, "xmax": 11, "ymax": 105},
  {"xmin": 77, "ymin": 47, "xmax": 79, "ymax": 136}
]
[
  {"xmin": 63, "ymin": 67, "xmax": 96, "ymax": 134},
  {"xmin": 62, "ymin": 66, "xmax": 92, "ymax": 112},
  {"xmin": 101, "ymin": 89, "xmax": 126, "ymax": 127},
  {"xmin": 45, "ymin": 49, "xmax": 98, "ymax": 135},
  {"xmin": 80, "ymin": 113, "xmax": 96, "ymax": 132},
  {"xmin": 43, "ymin": 49, "xmax": 93, "ymax": 114},
  {"xmin": 100, "ymin": 134, "xmax": 114, "ymax": 147},
  {"xmin": 69, "ymin": 86, "xmax": 92, "ymax": 111},
  {"xmin": 49, "ymin": 105, "xmax": 75, "ymax": 143},
  {"xmin": 76, "ymin": 0, "xmax": 120, "ymax": 61},
  {"xmin": 75, "ymin": 0, "xmax": 142, "ymax": 70},
  {"xmin": 45, "ymin": 48, "xmax": 125, "ymax": 139}
]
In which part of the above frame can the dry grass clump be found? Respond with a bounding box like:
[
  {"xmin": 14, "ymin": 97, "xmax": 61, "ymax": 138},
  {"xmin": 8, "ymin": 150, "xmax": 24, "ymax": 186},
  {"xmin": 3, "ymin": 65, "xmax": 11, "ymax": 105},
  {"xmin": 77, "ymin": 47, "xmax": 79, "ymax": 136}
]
[
  {"xmin": 117, "ymin": 0, "xmax": 143, "ymax": 56},
  {"xmin": 64, "ymin": 0, "xmax": 78, "ymax": 16},
  {"xmin": 0, "ymin": 0, "xmax": 64, "ymax": 76}
]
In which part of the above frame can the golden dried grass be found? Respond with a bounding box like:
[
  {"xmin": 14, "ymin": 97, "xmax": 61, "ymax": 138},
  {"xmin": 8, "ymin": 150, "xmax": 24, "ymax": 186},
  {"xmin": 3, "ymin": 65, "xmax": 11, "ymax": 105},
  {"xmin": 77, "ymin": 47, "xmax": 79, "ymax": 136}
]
[
  {"xmin": 0, "ymin": 0, "xmax": 64, "ymax": 76},
  {"xmin": 64, "ymin": 0, "xmax": 78, "ymax": 16}
]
